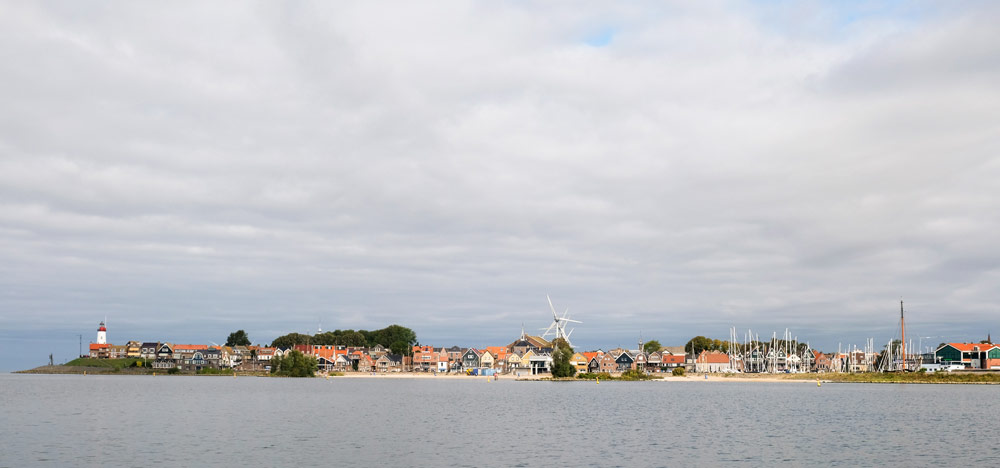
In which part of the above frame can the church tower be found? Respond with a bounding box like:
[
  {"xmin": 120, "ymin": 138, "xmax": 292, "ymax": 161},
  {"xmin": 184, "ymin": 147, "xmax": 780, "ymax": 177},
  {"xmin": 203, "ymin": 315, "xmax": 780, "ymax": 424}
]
[{"xmin": 97, "ymin": 320, "xmax": 107, "ymax": 344}]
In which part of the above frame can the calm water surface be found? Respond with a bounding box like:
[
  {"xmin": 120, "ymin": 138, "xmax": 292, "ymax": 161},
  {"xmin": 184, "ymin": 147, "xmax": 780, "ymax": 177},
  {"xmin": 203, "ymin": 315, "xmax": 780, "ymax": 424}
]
[{"xmin": 1, "ymin": 374, "xmax": 998, "ymax": 467}]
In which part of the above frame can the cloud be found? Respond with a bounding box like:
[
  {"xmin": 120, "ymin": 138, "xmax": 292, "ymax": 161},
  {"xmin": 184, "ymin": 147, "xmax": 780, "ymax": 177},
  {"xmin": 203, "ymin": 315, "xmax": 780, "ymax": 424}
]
[{"xmin": 1, "ymin": 1, "xmax": 998, "ymax": 370}]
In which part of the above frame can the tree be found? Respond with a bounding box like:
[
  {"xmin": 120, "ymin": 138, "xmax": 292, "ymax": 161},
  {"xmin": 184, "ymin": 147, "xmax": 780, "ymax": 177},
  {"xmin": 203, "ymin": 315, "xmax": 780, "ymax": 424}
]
[
  {"xmin": 270, "ymin": 350, "xmax": 317, "ymax": 377},
  {"xmin": 685, "ymin": 336, "xmax": 714, "ymax": 355},
  {"xmin": 268, "ymin": 325, "xmax": 418, "ymax": 351},
  {"xmin": 550, "ymin": 338, "xmax": 576, "ymax": 378},
  {"xmin": 226, "ymin": 330, "xmax": 251, "ymax": 347},
  {"xmin": 643, "ymin": 340, "xmax": 662, "ymax": 354},
  {"xmin": 270, "ymin": 333, "xmax": 311, "ymax": 348},
  {"xmin": 371, "ymin": 325, "xmax": 417, "ymax": 352}
]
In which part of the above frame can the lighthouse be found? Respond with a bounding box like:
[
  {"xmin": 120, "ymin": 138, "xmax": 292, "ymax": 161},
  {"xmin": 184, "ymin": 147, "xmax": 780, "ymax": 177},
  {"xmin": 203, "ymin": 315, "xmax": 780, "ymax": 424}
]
[{"xmin": 97, "ymin": 321, "xmax": 107, "ymax": 345}]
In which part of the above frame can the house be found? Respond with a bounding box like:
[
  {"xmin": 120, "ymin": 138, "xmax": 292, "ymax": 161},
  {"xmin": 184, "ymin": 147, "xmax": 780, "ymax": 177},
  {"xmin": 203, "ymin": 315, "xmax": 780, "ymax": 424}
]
[
  {"xmin": 529, "ymin": 352, "xmax": 552, "ymax": 375},
  {"xmin": 461, "ymin": 348, "xmax": 482, "ymax": 370},
  {"xmin": 587, "ymin": 356, "xmax": 601, "ymax": 374},
  {"xmin": 412, "ymin": 345, "xmax": 441, "ymax": 372},
  {"xmin": 812, "ymin": 350, "xmax": 831, "ymax": 372},
  {"xmin": 179, "ymin": 347, "xmax": 221, "ymax": 372},
  {"xmin": 647, "ymin": 352, "xmax": 662, "ymax": 372},
  {"xmin": 485, "ymin": 346, "xmax": 509, "ymax": 370},
  {"xmin": 140, "ymin": 342, "xmax": 160, "ymax": 360},
  {"xmin": 445, "ymin": 346, "xmax": 464, "ymax": 370},
  {"xmin": 369, "ymin": 344, "xmax": 387, "ymax": 358},
  {"xmin": 376, "ymin": 354, "xmax": 403, "ymax": 372},
  {"xmin": 109, "ymin": 344, "xmax": 129, "ymax": 359},
  {"xmin": 316, "ymin": 356, "xmax": 336, "ymax": 372},
  {"xmin": 507, "ymin": 353, "xmax": 522, "ymax": 373},
  {"xmin": 479, "ymin": 350, "xmax": 495, "ymax": 369},
  {"xmin": 936, "ymin": 343, "xmax": 1000, "ymax": 369},
  {"xmin": 153, "ymin": 343, "xmax": 176, "ymax": 369},
  {"xmin": 597, "ymin": 353, "xmax": 617, "ymax": 373},
  {"xmin": 695, "ymin": 351, "xmax": 732, "ymax": 373},
  {"xmin": 125, "ymin": 341, "xmax": 142, "ymax": 358},
  {"xmin": 333, "ymin": 354, "xmax": 353, "ymax": 372},
  {"xmin": 661, "ymin": 354, "xmax": 685, "ymax": 370},
  {"xmin": 633, "ymin": 352, "xmax": 648, "ymax": 371},
  {"xmin": 571, "ymin": 352, "xmax": 589, "ymax": 373},
  {"xmin": 357, "ymin": 354, "xmax": 375, "ymax": 373},
  {"xmin": 88, "ymin": 343, "xmax": 111, "ymax": 359},
  {"xmin": 615, "ymin": 352, "xmax": 635, "ymax": 372},
  {"xmin": 511, "ymin": 350, "xmax": 533, "ymax": 375}
]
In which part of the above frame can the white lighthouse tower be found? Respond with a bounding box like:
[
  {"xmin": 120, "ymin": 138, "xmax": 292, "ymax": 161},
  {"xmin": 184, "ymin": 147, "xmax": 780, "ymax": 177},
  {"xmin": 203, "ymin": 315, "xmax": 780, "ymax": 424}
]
[{"xmin": 97, "ymin": 320, "xmax": 107, "ymax": 345}]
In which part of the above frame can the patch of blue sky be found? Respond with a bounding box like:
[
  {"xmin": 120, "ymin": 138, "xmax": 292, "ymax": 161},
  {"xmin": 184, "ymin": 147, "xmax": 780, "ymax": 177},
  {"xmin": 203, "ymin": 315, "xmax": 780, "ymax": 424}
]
[
  {"xmin": 583, "ymin": 26, "xmax": 617, "ymax": 47},
  {"xmin": 747, "ymin": 0, "xmax": 935, "ymax": 40}
]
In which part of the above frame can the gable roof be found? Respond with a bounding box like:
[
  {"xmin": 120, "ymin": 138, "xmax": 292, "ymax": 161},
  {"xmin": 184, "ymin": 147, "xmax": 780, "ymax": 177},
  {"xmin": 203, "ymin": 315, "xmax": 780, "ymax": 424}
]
[
  {"xmin": 662, "ymin": 346, "xmax": 686, "ymax": 356},
  {"xmin": 662, "ymin": 355, "xmax": 684, "ymax": 364},
  {"xmin": 697, "ymin": 351, "xmax": 730, "ymax": 364},
  {"xmin": 942, "ymin": 342, "xmax": 999, "ymax": 352}
]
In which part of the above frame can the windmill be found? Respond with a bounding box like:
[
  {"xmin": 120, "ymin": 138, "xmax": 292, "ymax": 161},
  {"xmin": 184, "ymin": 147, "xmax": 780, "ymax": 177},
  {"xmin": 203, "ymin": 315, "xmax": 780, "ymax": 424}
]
[{"xmin": 540, "ymin": 295, "xmax": 581, "ymax": 347}]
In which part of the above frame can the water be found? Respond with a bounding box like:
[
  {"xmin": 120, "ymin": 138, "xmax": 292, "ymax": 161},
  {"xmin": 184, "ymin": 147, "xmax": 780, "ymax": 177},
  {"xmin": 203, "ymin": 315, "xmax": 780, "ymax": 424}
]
[{"xmin": 2, "ymin": 374, "xmax": 998, "ymax": 467}]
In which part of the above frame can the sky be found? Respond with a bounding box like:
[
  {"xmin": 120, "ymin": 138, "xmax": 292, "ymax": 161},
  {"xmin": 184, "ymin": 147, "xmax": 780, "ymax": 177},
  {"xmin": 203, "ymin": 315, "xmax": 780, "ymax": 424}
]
[{"xmin": 2, "ymin": 1, "xmax": 999, "ymax": 371}]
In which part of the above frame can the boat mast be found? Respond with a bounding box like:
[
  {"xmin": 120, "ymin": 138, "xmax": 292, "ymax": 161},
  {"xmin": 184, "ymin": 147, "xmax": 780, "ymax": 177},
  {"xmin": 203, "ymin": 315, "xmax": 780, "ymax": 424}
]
[{"xmin": 900, "ymin": 300, "xmax": 906, "ymax": 371}]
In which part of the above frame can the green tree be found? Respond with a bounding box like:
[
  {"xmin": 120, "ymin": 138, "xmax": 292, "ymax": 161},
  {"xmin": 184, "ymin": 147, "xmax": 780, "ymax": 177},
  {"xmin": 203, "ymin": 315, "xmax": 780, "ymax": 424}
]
[
  {"xmin": 685, "ymin": 336, "xmax": 714, "ymax": 355},
  {"xmin": 225, "ymin": 330, "xmax": 251, "ymax": 347},
  {"xmin": 270, "ymin": 333, "xmax": 311, "ymax": 348},
  {"xmin": 643, "ymin": 340, "xmax": 662, "ymax": 354},
  {"xmin": 270, "ymin": 350, "xmax": 317, "ymax": 377},
  {"xmin": 550, "ymin": 338, "xmax": 576, "ymax": 378},
  {"xmin": 371, "ymin": 325, "xmax": 417, "ymax": 352}
]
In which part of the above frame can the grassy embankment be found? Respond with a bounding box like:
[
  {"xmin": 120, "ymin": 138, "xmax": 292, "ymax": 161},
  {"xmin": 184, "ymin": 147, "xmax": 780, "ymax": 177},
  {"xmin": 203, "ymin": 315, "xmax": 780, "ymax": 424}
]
[
  {"xmin": 728, "ymin": 371, "xmax": 1000, "ymax": 384},
  {"xmin": 573, "ymin": 371, "xmax": 663, "ymax": 381},
  {"xmin": 14, "ymin": 357, "xmax": 151, "ymax": 374}
]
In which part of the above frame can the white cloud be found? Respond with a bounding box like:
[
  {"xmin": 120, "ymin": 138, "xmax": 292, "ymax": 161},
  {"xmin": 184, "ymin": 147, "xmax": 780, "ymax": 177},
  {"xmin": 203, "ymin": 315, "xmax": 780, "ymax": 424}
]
[{"xmin": 1, "ymin": 1, "xmax": 999, "ymax": 369}]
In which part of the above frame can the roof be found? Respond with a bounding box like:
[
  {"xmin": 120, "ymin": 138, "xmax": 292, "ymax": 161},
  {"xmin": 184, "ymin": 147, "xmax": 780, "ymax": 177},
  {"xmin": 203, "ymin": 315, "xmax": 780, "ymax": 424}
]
[
  {"xmin": 662, "ymin": 355, "xmax": 684, "ymax": 364},
  {"xmin": 174, "ymin": 344, "xmax": 208, "ymax": 351},
  {"xmin": 662, "ymin": 346, "xmax": 686, "ymax": 355},
  {"xmin": 508, "ymin": 335, "xmax": 551, "ymax": 349},
  {"xmin": 582, "ymin": 352, "xmax": 600, "ymax": 362},
  {"xmin": 485, "ymin": 346, "xmax": 509, "ymax": 359},
  {"xmin": 697, "ymin": 351, "xmax": 731, "ymax": 364},
  {"xmin": 89, "ymin": 343, "xmax": 110, "ymax": 350},
  {"xmin": 942, "ymin": 342, "xmax": 999, "ymax": 352}
]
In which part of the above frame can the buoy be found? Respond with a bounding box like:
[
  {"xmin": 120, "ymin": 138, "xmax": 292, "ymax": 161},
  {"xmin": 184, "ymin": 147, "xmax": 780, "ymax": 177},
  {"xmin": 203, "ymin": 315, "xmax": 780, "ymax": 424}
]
[
  {"xmin": 817, "ymin": 379, "xmax": 821, "ymax": 387},
  {"xmin": 596, "ymin": 377, "xmax": 599, "ymax": 384}
]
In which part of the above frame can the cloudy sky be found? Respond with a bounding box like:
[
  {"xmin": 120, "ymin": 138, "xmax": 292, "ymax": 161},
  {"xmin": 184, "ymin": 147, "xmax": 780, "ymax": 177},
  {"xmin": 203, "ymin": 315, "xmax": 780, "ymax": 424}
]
[{"xmin": 2, "ymin": 1, "xmax": 999, "ymax": 371}]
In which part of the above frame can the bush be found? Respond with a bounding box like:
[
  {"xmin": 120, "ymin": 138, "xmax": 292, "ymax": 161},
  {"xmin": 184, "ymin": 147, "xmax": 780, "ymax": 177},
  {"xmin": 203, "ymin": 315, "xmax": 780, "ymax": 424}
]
[
  {"xmin": 619, "ymin": 369, "xmax": 657, "ymax": 381},
  {"xmin": 270, "ymin": 350, "xmax": 318, "ymax": 377},
  {"xmin": 672, "ymin": 367, "xmax": 685, "ymax": 376},
  {"xmin": 197, "ymin": 368, "xmax": 235, "ymax": 375},
  {"xmin": 167, "ymin": 367, "xmax": 180, "ymax": 375}
]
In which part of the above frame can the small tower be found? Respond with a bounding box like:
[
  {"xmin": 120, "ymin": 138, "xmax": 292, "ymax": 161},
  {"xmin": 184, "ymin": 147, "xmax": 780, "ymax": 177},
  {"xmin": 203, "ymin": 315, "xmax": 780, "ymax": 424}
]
[{"xmin": 97, "ymin": 320, "xmax": 107, "ymax": 345}]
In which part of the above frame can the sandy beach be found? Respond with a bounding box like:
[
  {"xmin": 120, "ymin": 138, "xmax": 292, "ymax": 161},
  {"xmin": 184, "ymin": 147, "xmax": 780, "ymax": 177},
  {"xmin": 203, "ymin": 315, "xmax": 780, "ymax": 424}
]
[{"xmin": 330, "ymin": 372, "xmax": 816, "ymax": 383}]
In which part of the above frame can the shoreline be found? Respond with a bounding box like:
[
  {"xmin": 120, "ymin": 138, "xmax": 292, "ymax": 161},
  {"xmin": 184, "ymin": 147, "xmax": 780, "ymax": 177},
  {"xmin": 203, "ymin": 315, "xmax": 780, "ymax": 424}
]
[{"xmin": 13, "ymin": 367, "xmax": 1000, "ymax": 384}]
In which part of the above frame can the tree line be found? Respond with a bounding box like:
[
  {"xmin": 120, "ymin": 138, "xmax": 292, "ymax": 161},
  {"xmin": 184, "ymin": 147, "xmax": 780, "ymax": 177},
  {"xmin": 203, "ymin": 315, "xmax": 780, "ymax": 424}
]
[{"xmin": 269, "ymin": 324, "xmax": 417, "ymax": 356}]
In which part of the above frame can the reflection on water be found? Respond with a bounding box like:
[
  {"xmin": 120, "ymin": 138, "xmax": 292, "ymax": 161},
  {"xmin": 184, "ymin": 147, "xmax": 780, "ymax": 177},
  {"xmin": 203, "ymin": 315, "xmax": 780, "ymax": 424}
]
[{"xmin": 1, "ymin": 374, "xmax": 999, "ymax": 467}]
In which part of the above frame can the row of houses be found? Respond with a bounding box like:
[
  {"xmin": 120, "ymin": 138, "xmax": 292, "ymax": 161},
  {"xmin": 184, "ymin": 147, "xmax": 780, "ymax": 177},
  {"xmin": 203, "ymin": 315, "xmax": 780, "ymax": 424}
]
[
  {"xmin": 86, "ymin": 322, "xmax": 697, "ymax": 375},
  {"xmin": 87, "ymin": 319, "xmax": 1000, "ymax": 375}
]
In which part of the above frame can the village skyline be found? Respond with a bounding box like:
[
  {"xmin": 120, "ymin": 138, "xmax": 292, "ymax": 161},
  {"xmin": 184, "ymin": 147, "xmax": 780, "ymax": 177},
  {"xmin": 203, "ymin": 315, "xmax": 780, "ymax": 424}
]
[{"xmin": 3, "ymin": 2, "xmax": 999, "ymax": 373}]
